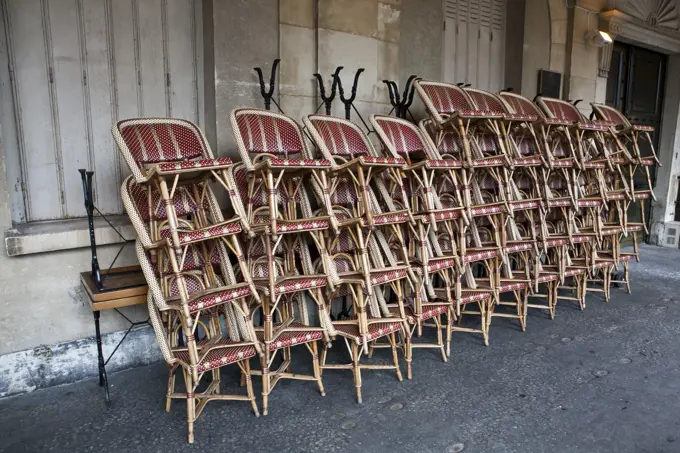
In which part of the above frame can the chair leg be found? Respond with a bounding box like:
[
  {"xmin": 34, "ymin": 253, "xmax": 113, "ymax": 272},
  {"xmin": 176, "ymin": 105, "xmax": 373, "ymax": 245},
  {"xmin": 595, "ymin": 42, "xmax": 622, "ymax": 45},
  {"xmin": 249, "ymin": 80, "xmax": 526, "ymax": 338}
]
[
  {"xmin": 166, "ymin": 365, "xmax": 177, "ymax": 413},
  {"xmin": 243, "ymin": 359, "xmax": 260, "ymax": 417},
  {"xmin": 261, "ymin": 356, "xmax": 270, "ymax": 416},
  {"xmin": 320, "ymin": 344, "xmax": 328, "ymax": 377},
  {"xmin": 625, "ymin": 261, "xmax": 631, "ymax": 294},
  {"xmin": 387, "ymin": 331, "xmax": 404, "ymax": 381},
  {"xmin": 480, "ymin": 301, "xmax": 489, "ymax": 346},
  {"xmin": 351, "ymin": 342, "xmax": 362, "ymax": 404},
  {"xmin": 434, "ymin": 315, "xmax": 447, "ymax": 362},
  {"xmin": 311, "ymin": 341, "xmax": 326, "ymax": 396},
  {"xmin": 445, "ymin": 309, "xmax": 453, "ymax": 357},
  {"xmin": 185, "ymin": 370, "xmax": 195, "ymax": 444}
]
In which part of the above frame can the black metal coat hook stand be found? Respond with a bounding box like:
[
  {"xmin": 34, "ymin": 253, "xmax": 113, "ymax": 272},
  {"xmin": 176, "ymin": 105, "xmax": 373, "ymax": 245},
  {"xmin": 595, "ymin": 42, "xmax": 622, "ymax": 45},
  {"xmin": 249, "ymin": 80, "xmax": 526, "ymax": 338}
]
[
  {"xmin": 333, "ymin": 68, "xmax": 375, "ymax": 134},
  {"xmin": 383, "ymin": 75, "xmax": 418, "ymax": 120},
  {"xmin": 79, "ymin": 169, "xmax": 148, "ymax": 406},
  {"xmin": 254, "ymin": 58, "xmax": 284, "ymax": 113},
  {"xmin": 314, "ymin": 66, "xmax": 342, "ymax": 115}
]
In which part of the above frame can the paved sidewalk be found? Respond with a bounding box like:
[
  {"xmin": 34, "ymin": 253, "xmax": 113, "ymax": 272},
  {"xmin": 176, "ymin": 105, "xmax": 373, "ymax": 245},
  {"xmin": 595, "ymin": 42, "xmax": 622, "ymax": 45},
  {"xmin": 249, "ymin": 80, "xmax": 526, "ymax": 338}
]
[{"xmin": 1, "ymin": 244, "xmax": 680, "ymax": 453}]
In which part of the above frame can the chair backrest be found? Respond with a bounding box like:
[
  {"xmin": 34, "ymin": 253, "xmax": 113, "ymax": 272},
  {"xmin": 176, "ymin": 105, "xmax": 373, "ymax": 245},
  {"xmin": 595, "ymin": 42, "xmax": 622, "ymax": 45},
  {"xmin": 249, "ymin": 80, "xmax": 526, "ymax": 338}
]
[
  {"xmin": 113, "ymin": 118, "xmax": 213, "ymax": 182},
  {"xmin": 590, "ymin": 103, "xmax": 630, "ymax": 127},
  {"xmin": 371, "ymin": 114, "xmax": 438, "ymax": 161},
  {"xmin": 418, "ymin": 119, "xmax": 463, "ymax": 158},
  {"xmin": 231, "ymin": 108, "xmax": 309, "ymax": 170},
  {"xmin": 304, "ymin": 115, "xmax": 377, "ymax": 161},
  {"xmin": 498, "ymin": 92, "xmax": 544, "ymax": 118},
  {"xmin": 536, "ymin": 96, "xmax": 584, "ymax": 123},
  {"xmin": 415, "ymin": 80, "xmax": 475, "ymax": 125},
  {"xmin": 121, "ymin": 175, "xmax": 221, "ymax": 246},
  {"xmin": 464, "ymin": 88, "xmax": 507, "ymax": 115}
]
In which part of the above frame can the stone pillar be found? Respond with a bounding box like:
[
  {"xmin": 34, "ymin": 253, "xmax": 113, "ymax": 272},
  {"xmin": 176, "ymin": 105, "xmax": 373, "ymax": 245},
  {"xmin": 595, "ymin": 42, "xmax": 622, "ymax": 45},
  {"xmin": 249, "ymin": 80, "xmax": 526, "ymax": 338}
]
[
  {"xmin": 202, "ymin": 0, "xmax": 279, "ymax": 158},
  {"xmin": 650, "ymin": 54, "xmax": 680, "ymax": 246}
]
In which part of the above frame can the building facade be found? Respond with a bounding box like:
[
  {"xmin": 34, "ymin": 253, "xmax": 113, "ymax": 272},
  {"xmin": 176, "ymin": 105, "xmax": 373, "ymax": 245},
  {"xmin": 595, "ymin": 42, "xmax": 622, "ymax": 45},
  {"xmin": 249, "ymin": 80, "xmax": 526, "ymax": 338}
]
[{"xmin": 1, "ymin": 0, "xmax": 679, "ymax": 396}]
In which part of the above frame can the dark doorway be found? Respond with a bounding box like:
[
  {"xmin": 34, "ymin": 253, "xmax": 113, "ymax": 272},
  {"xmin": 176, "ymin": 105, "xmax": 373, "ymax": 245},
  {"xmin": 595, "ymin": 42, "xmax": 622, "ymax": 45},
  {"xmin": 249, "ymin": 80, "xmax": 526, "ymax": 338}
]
[{"xmin": 606, "ymin": 42, "xmax": 667, "ymax": 227}]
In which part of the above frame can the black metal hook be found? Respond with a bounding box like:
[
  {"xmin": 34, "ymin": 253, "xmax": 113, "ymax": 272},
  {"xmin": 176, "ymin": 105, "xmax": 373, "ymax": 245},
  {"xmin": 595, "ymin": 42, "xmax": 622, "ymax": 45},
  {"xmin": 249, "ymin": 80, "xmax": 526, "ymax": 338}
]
[
  {"xmin": 253, "ymin": 59, "xmax": 281, "ymax": 111},
  {"xmin": 572, "ymin": 99, "xmax": 582, "ymax": 106},
  {"xmin": 383, "ymin": 75, "xmax": 418, "ymax": 119},
  {"xmin": 335, "ymin": 68, "xmax": 365, "ymax": 120},
  {"xmin": 314, "ymin": 66, "xmax": 343, "ymax": 115}
]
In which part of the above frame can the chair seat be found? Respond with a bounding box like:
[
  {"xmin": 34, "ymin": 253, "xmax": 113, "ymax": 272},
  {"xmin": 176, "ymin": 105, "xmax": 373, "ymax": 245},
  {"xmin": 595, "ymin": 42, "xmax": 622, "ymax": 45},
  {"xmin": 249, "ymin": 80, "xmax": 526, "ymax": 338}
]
[
  {"xmin": 583, "ymin": 161, "xmax": 606, "ymax": 169},
  {"xmin": 551, "ymin": 158, "xmax": 575, "ymax": 167},
  {"xmin": 548, "ymin": 198, "xmax": 573, "ymax": 207},
  {"xmin": 463, "ymin": 248, "xmax": 499, "ymax": 263},
  {"xmin": 175, "ymin": 342, "xmax": 256, "ymax": 373},
  {"xmin": 427, "ymin": 257, "xmax": 458, "ymax": 273},
  {"xmin": 505, "ymin": 241, "xmax": 534, "ymax": 254},
  {"xmin": 470, "ymin": 204, "xmax": 504, "ymax": 216},
  {"xmin": 497, "ymin": 280, "xmax": 529, "ymax": 292},
  {"xmin": 156, "ymin": 157, "xmax": 233, "ymax": 174},
  {"xmin": 536, "ymin": 273, "xmax": 560, "ymax": 283},
  {"xmin": 253, "ymin": 216, "xmax": 330, "ymax": 233},
  {"xmin": 564, "ymin": 267, "xmax": 587, "ymax": 277},
  {"xmin": 542, "ymin": 118, "xmax": 573, "ymax": 126},
  {"xmin": 472, "ymin": 156, "xmax": 506, "ymax": 167},
  {"xmin": 638, "ymin": 157, "xmax": 655, "ymax": 165},
  {"xmin": 544, "ymin": 238, "xmax": 568, "ymax": 248},
  {"xmin": 510, "ymin": 200, "xmax": 541, "ymax": 211},
  {"xmin": 168, "ymin": 284, "xmax": 252, "ymax": 313},
  {"xmin": 577, "ymin": 198, "xmax": 602, "ymax": 207},
  {"xmin": 267, "ymin": 158, "xmax": 331, "ymax": 169},
  {"xmin": 607, "ymin": 191, "xmax": 628, "ymax": 200},
  {"xmin": 372, "ymin": 211, "xmax": 411, "ymax": 226},
  {"xmin": 459, "ymin": 291, "xmax": 493, "ymax": 304},
  {"xmin": 389, "ymin": 304, "xmax": 449, "ymax": 324},
  {"xmin": 513, "ymin": 156, "xmax": 543, "ymax": 166},
  {"xmin": 425, "ymin": 159, "xmax": 463, "ymax": 169},
  {"xmin": 333, "ymin": 319, "xmax": 403, "ymax": 343},
  {"xmin": 577, "ymin": 121, "xmax": 609, "ymax": 132},
  {"xmin": 505, "ymin": 113, "xmax": 538, "ymax": 122},
  {"xmin": 160, "ymin": 221, "xmax": 242, "ymax": 246},
  {"xmin": 620, "ymin": 253, "xmax": 635, "ymax": 262},
  {"xmin": 256, "ymin": 323, "xmax": 323, "ymax": 350},
  {"xmin": 359, "ymin": 156, "xmax": 406, "ymax": 166},
  {"xmin": 630, "ymin": 124, "xmax": 654, "ymax": 132},
  {"xmin": 370, "ymin": 268, "xmax": 410, "ymax": 286},
  {"xmin": 254, "ymin": 275, "xmax": 328, "ymax": 296},
  {"xmin": 419, "ymin": 208, "xmax": 461, "ymax": 222},
  {"xmin": 572, "ymin": 235, "xmax": 593, "ymax": 243}
]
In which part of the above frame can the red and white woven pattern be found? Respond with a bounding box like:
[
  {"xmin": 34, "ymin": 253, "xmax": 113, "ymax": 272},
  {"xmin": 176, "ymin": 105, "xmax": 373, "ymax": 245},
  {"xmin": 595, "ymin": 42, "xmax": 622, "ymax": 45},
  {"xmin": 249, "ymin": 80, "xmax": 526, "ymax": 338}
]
[
  {"xmin": 117, "ymin": 119, "xmax": 207, "ymax": 164},
  {"xmin": 592, "ymin": 104, "xmax": 627, "ymax": 125},
  {"xmin": 257, "ymin": 324, "xmax": 323, "ymax": 350},
  {"xmin": 308, "ymin": 117, "xmax": 372, "ymax": 156},
  {"xmin": 160, "ymin": 222, "xmax": 241, "ymax": 245},
  {"xmin": 583, "ymin": 161, "xmax": 606, "ymax": 168},
  {"xmin": 427, "ymin": 258, "xmax": 457, "ymax": 272},
  {"xmin": 459, "ymin": 291, "xmax": 493, "ymax": 304},
  {"xmin": 564, "ymin": 267, "xmax": 586, "ymax": 277},
  {"xmin": 577, "ymin": 122, "xmax": 609, "ymax": 132},
  {"xmin": 373, "ymin": 212, "xmax": 410, "ymax": 225},
  {"xmin": 274, "ymin": 277, "xmax": 327, "ymax": 295},
  {"xmin": 577, "ymin": 199, "xmax": 601, "ymax": 207},
  {"xmin": 370, "ymin": 268, "xmax": 409, "ymax": 285},
  {"xmin": 157, "ymin": 157, "xmax": 233, "ymax": 173},
  {"xmin": 186, "ymin": 286, "xmax": 252, "ymax": 312},
  {"xmin": 126, "ymin": 178, "xmax": 208, "ymax": 222},
  {"xmin": 334, "ymin": 320, "xmax": 403, "ymax": 343},
  {"xmin": 233, "ymin": 110, "xmax": 304, "ymax": 156},
  {"xmin": 505, "ymin": 113, "xmax": 538, "ymax": 122},
  {"xmin": 465, "ymin": 89, "xmax": 506, "ymax": 116},
  {"xmin": 536, "ymin": 273, "xmax": 559, "ymax": 283},
  {"xmin": 540, "ymin": 99, "xmax": 583, "ymax": 123},
  {"xmin": 473, "ymin": 156, "xmax": 506, "ymax": 167},
  {"xmin": 631, "ymin": 124, "xmax": 654, "ymax": 132},
  {"xmin": 359, "ymin": 156, "xmax": 406, "ymax": 165},
  {"xmin": 419, "ymin": 83, "xmax": 472, "ymax": 115},
  {"xmin": 511, "ymin": 200, "xmax": 540, "ymax": 210},
  {"xmin": 373, "ymin": 116, "xmax": 428, "ymax": 156},
  {"xmin": 620, "ymin": 254, "xmax": 635, "ymax": 261},
  {"xmin": 497, "ymin": 281, "xmax": 528, "ymax": 292},
  {"xmin": 513, "ymin": 156, "xmax": 543, "ymax": 166},
  {"xmin": 470, "ymin": 205, "xmax": 504, "ymax": 216},
  {"xmin": 542, "ymin": 117, "xmax": 574, "ymax": 126},
  {"xmin": 268, "ymin": 158, "xmax": 331, "ymax": 168},
  {"xmin": 506, "ymin": 242, "xmax": 534, "ymax": 253},
  {"xmin": 253, "ymin": 218, "xmax": 330, "ymax": 234},
  {"xmin": 499, "ymin": 92, "xmax": 542, "ymax": 117},
  {"xmin": 176, "ymin": 344, "xmax": 256, "ymax": 373},
  {"xmin": 544, "ymin": 238, "xmax": 568, "ymax": 248},
  {"xmin": 463, "ymin": 249, "xmax": 499, "ymax": 263},
  {"xmin": 572, "ymin": 235, "xmax": 593, "ymax": 244},
  {"xmin": 426, "ymin": 159, "xmax": 463, "ymax": 168}
]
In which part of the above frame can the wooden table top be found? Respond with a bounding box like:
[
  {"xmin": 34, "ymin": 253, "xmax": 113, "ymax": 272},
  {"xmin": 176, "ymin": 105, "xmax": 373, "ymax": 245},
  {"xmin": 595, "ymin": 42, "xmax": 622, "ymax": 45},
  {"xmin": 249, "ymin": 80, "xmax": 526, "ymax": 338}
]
[{"xmin": 80, "ymin": 266, "xmax": 148, "ymax": 312}]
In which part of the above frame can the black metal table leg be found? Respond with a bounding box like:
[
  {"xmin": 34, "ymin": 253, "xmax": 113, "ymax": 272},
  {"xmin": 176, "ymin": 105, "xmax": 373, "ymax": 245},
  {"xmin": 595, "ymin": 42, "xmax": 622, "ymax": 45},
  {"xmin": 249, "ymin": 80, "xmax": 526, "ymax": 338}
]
[{"xmin": 93, "ymin": 311, "xmax": 111, "ymax": 406}]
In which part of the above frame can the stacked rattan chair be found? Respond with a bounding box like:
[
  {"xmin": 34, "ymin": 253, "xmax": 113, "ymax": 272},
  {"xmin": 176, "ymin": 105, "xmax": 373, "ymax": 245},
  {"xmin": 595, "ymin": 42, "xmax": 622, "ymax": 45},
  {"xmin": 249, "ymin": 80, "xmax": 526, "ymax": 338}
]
[
  {"xmin": 113, "ymin": 118, "xmax": 261, "ymax": 443},
  {"xmin": 112, "ymin": 77, "xmax": 651, "ymax": 444},
  {"xmin": 303, "ymin": 114, "xmax": 414, "ymax": 396},
  {"xmin": 229, "ymin": 108, "xmax": 336, "ymax": 416}
]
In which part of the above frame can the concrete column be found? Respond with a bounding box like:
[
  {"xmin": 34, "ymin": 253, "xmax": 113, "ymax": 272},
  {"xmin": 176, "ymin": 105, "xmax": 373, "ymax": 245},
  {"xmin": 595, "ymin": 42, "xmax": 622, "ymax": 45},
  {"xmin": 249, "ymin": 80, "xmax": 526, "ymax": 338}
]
[
  {"xmin": 202, "ymin": 0, "xmax": 279, "ymax": 157},
  {"xmin": 650, "ymin": 54, "xmax": 680, "ymax": 246}
]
